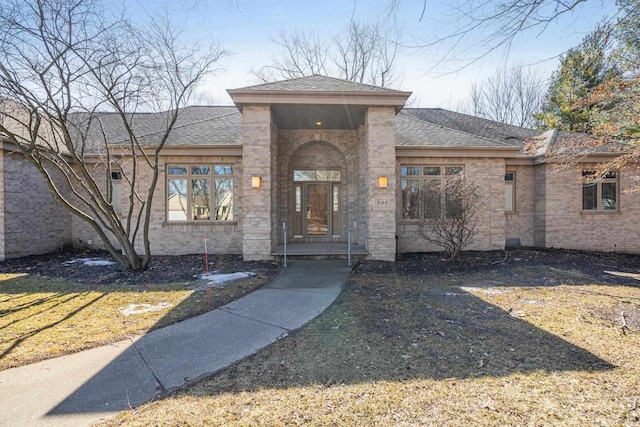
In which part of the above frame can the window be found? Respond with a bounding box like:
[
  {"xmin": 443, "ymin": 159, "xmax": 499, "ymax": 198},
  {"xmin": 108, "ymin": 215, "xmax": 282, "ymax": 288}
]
[
  {"xmin": 167, "ymin": 164, "xmax": 234, "ymax": 221},
  {"xmin": 505, "ymin": 172, "xmax": 515, "ymax": 213},
  {"xmin": 582, "ymin": 170, "xmax": 618, "ymax": 211},
  {"xmin": 401, "ymin": 165, "xmax": 464, "ymax": 219},
  {"xmin": 110, "ymin": 171, "xmax": 122, "ymax": 214}
]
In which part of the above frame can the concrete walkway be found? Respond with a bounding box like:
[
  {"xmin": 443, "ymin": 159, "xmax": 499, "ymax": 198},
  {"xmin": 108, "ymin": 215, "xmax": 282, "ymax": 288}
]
[{"xmin": 0, "ymin": 260, "xmax": 351, "ymax": 427}]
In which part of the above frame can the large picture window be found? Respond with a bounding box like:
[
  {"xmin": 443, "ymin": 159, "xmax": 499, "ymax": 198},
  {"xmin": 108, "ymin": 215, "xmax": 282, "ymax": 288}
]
[
  {"xmin": 401, "ymin": 165, "xmax": 464, "ymax": 220},
  {"xmin": 167, "ymin": 164, "xmax": 234, "ymax": 221},
  {"xmin": 582, "ymin": 170, "xmax": 618, "ymax": 211}
]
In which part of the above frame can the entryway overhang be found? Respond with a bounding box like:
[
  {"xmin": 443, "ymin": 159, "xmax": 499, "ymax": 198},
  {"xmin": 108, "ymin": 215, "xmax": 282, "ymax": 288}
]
[{"xmin": 228, "ymin": 81, "xmax": 411, "ymax": 130}]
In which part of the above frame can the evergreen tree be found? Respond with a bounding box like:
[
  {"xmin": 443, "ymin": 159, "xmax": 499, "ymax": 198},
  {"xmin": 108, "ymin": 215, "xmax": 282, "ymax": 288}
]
[
  {"xmin": 582, "ymin": 0, "xmax": 640, "ymax": 142},
  {"xmin": 535, "ymin": 27, "xmax": 619, "ymax": 132}
]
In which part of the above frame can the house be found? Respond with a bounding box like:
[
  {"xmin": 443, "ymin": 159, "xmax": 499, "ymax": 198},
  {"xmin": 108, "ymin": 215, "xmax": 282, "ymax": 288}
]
[{"xmin": 1, "ymin": 75, "xmax": 639, "ymax": 262}]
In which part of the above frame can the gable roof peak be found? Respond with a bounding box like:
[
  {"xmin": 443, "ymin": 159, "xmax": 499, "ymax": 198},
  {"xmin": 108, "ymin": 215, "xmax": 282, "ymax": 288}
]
[{"xmin": 230, "ymin": 74, "xmax": 406, "ymax": 93}]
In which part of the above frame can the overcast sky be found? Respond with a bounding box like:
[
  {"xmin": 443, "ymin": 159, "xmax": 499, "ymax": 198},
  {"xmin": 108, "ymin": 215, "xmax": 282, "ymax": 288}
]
[{"xmin": 123, "ymin": 0, "xmax": 619, "ymax": 109}]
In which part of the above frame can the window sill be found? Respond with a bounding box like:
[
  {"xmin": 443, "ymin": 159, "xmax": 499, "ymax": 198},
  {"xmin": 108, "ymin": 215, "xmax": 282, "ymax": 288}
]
[
  {"xmin": 163, "ymin": 221, "xmax": 238, "ymax": 226},
  {"xmin": 580, "ymin": 210, "xmax": 621, "ymax": 215}
]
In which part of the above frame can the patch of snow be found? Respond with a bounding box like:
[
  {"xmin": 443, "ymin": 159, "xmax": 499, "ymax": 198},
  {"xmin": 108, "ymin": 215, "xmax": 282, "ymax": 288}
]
[
  {"xmin": 196, "ymin": 271, "xmax": 256, "ymax": 287},
  {"xmin": 509, "ymin": 309, "xmax": 527, "ymax": 318},
  {"xmin": 64, "ymin": 257, "xmax": 115, "ymax": 266},
  {"xmin": 121, "ymin": 302, "xmax": 172, "ymax": 316},
  {"xmin": 605, "ymin": 270, "xmax": 640, "ymax": 281}
]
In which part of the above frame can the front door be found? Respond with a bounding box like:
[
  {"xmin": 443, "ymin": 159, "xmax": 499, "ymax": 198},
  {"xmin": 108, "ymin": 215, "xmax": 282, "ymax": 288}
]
[
  {"xmin": 306, "ymin": 182, "xmax": 329, "ymax": 236},
  {"xmin": 292, "ymin": 171, "xmax": 341, "ymax": 239}
]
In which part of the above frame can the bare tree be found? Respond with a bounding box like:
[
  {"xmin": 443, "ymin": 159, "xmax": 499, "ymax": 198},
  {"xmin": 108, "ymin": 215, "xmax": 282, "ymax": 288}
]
[
  {"xmin": 254, "ymin": 20, "xmax": 400, "ymax": 87},
  {"xmin": 418, "ymin": 177, "xmax": 483, "ymax": 260},
  {"xmin": 253, "ymin": 29, "xmax": 329, "ymax": 82},
  {"xmin": 391, "ymin": 0, "xmax": 629, "ymax": 73},
  {"xmin": 0, "ymin": 0, "xmax": 227, "ymax": 270},
  {"xmin": 333, "ymin": 21, "xmax": 400, "ymax": 87},
  {"xmin": 461, "ymin": 66, "xmax": 546, "ymax": 128}
]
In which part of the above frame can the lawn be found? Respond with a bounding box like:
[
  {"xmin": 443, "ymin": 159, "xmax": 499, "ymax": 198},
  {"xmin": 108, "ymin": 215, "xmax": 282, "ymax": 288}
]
[
  {"xmin": 0, "ymin": 252, "xmax": 279, "ymax": 371},
  {"xmin": 103, "ymin": 250, "xmax": 640, "ymax": 426}
]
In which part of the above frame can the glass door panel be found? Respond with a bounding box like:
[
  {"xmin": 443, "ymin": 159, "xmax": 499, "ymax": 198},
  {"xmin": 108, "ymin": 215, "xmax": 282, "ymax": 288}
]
[
  {"xmin": 293, "ymin": 183, "xmax": 303, "ymax": 236},
  {"xmin": 306, "ymin": 183, "xmax": 328, "ymax": 236},
  {"xmin": 331, "ymin": 183, "xmax": 341, "ymax": 236}
]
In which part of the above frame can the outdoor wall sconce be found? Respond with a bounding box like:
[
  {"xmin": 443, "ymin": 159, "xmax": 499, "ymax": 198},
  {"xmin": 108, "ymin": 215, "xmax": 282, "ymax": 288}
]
[
  {"xmin": 378, "ymin": 175, "xmax": 388, "ymax": 188},
  {"xmin": 251, "ymin": 176, "xmax": 261, "ymax": 188}
]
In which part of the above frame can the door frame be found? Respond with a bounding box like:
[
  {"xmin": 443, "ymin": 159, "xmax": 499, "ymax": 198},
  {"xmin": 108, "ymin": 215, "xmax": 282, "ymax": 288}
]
[{"xmin": 292, "ymin": 180, "xmax": 342, "ymax": 239}]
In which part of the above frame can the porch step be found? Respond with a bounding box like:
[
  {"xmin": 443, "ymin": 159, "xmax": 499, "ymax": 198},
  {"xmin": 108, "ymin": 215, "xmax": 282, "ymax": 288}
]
[
  {"xmin": 272, "ymin": 242, "xmax": 367, "ymax": 261},
  {"xmin": 273, "ymin": 253, "xmax": 368, "ymax": 262}
]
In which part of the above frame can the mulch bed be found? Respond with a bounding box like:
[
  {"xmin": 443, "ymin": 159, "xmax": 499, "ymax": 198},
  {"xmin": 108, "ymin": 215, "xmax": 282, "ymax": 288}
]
[
  {"xmin": 0, "ymin": 249, "xmax": 281, "ymax": 287},
  {"xmin": 2, "ymin": 246, "xmax": 639, "ymax": 287},
  {"xmin": 355, "ymin": 247, "xmax": 640, "ymax": 285}
]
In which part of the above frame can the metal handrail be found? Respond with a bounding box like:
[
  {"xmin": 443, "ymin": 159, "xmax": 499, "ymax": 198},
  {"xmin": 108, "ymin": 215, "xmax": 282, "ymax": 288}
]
[
  {"xmin": 347, "ymin": 221, "xmax": 356, "ymax": 267},
  {"xmin": 282, "ymin": 222, "xmax": 287, "ymax": 268}
]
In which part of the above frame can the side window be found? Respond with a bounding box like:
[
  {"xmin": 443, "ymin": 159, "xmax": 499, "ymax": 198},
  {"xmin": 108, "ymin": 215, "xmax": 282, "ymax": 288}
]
[
  {"xmin": 582, "ymin": 170, "xmax": 617, "ymax": 211},
  {"xmin": 110, "ymin": 171, "xmax": 122, "ymax": 214},
  {"xmin": 505, "ymin": 172, "xmax": 515, "ymax": 213}
]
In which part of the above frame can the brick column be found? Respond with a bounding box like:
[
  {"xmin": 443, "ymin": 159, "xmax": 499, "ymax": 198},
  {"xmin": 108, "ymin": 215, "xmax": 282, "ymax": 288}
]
[
  {"xmin": 242, "ymin": 106, "xmax": 274, "ymax": 260},
  {"xmin": 364, "ymin": 107, "xmax": 397, "ymax": 261}
]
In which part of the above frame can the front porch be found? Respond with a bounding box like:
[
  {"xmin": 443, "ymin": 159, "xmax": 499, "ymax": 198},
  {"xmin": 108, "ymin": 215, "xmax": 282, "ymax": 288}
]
[{"xmin": 228, "ymin": 75, "xmax": 410, "ymax": 262}]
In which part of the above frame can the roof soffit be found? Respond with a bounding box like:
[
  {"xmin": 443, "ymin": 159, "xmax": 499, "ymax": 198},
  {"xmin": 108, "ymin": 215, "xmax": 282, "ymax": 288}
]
[{"xmin": 227, "ymin": 90, "xmax": 412, "ymax": 112}]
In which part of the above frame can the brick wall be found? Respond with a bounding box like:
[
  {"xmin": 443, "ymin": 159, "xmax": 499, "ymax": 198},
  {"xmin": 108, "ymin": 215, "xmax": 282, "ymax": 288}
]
[
  {"xmin": 1, "ymin": 151, "xmax": 71, "ymax": 260},
  {"xmin": 270, "ymin": 124, "xmax": 280, "ymax": 247},
  {"xmin": 533, "ymin": 164, "xmax": 547, "ymax": 247},
  {"xmin": 537, "ymin": 163, "xmax": 640, "ymax": 253},
  {"xmin": 241, "ymin": 106, "xmax": 274, "ymax": 260},
  {"xmin": 71, "ymin": 154, "xmax": 243, "ymax": 255},
  {"xmin": 365, "ymin": 107, "xmax": 397, "ymax": 261},
  {"xmin": 396, "ymin": 157, "xmax": 506, "ymax": 253},
  {"xmin": 356, "ymin": 126, "xmax": 367, "ymax": 244}
]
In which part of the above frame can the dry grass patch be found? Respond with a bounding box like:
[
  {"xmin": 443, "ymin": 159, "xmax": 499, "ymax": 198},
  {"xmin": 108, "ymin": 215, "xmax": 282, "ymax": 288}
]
[
  {"xmin": 104, "ymin": 254, "xmax": 640, "ymax": 426},
  {"xmin": 0, "ymin": 257, "xmax": 278, "ymax": 371}
]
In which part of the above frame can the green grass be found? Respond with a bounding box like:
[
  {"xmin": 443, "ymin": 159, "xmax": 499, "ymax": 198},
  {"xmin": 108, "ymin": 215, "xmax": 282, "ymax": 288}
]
[{"xmin": 103, "ymin": 263, "xmax": 640, "ymax": 426}]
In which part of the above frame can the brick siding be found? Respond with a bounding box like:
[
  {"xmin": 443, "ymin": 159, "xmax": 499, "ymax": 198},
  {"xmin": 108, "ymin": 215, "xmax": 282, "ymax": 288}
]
[{"xmin": 0, "ymin": 152, "xmax": 71, "ymax": 260}]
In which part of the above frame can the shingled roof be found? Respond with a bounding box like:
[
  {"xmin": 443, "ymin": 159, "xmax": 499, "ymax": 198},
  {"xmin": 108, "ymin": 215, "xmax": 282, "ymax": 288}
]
[
  {"xmin": 397, "ymin": 108, "xmax": 540, "ymax": 148},
  {"xmin": 232, "ymin": 75, "xmax": 403, "ymax": 93},
  {"xmin": 70, "ymin": 104, "xmax": 547, "ymax": 152},
  {"xmin": 70, "ymin": 106, "xmax": 241, "ymax": 152},
  {"xmin": 137, "ymin": 106, "xmax": 240, "ymax": 146}
]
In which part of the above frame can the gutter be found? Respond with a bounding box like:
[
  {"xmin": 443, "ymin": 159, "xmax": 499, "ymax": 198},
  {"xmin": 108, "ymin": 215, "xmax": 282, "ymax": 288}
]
[{"xmin": 395, "ymin": 145, "xmax": 521, "ymax": 158}]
